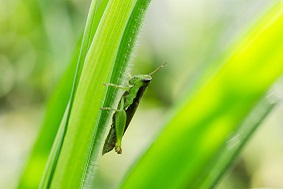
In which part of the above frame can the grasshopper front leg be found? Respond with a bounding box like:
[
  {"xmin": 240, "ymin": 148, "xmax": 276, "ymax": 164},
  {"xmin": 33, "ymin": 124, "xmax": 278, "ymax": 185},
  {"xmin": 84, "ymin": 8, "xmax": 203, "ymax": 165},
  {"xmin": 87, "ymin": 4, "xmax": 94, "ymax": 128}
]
[{"xmin": 104, "ymin": 83, "xmax": 132, "ymax": 90}]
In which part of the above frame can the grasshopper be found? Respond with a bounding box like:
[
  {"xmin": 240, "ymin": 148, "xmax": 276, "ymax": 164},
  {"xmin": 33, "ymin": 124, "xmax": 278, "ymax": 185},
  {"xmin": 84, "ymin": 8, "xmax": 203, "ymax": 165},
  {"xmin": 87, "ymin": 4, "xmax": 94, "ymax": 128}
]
[{"xmin": 101, "ymin": 63, "xmax": 166, "ymax": 155}]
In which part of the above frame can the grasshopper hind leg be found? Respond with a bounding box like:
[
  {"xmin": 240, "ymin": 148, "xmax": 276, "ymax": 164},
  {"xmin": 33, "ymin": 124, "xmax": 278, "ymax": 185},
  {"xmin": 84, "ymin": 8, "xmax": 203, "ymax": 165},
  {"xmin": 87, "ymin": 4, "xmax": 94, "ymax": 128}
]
[{"xmin": 102, "ymin": 126, "xmax": 117, "ymax": 155}]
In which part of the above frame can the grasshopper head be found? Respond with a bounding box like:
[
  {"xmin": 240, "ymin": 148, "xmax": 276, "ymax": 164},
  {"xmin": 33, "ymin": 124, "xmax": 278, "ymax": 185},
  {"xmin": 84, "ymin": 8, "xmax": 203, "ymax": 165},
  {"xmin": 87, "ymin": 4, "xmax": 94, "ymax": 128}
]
[
  {"xmin": 129, "ymin": 75, "xmax": 152, "ymax": 85},
  {"xmin": 128, "ymin": 63, "xmax": 167, "ymax": 85}
]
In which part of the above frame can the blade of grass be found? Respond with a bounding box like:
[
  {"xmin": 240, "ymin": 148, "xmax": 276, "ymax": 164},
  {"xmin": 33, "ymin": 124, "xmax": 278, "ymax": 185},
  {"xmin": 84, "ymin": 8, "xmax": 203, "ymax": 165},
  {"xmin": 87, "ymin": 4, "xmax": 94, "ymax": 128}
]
[
  {"xmin": 83, "ymin": 0, "xmax": 151, "ymax": 187},
  {"xmin": 39, "ymin": 103, "xmax": 69, "ymax": 189},
  {"xmin": 39, "ymin": 1, "xmax": 103, "ymax": 188},
  {"xmin": 120, "ymin": 3, "xmax": 283, "ymax": 189},
  {"xmin": 39, "ymin": 0, "xmax": 111, "ymax": 187},
  {"xmin": 200, "ymin": 81, "xmax": 282, "ymax": 189},
  {"xmin": 48, "ymin": 0, "xmax": 152, "ymax": 188},
  {"xmin": 19, "ymin": 0, "xmax": 110, "ymax": 188},
  {"xmin": 17, "ymin": 39, "xmax": 79, "ymax": 189}
]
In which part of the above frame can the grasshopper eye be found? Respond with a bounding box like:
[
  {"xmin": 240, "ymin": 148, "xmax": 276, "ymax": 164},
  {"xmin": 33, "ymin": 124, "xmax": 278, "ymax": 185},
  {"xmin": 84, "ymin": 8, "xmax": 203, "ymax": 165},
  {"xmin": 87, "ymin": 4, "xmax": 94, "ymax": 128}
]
[
  {"xmin": 142, "ymin": 78, "xmax": 151, "ymax": 82},
  {"xmin": 141, "ymin": 75, "xmax": 152, "ymax": 82}
]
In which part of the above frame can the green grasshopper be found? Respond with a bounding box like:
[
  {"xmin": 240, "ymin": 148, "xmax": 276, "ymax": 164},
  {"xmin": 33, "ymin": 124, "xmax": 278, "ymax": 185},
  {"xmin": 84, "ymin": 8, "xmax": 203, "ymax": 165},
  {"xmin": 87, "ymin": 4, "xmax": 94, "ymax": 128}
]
[{"xmin": 101, "ymin": 63, "xmax": 166, "ymax": 155}]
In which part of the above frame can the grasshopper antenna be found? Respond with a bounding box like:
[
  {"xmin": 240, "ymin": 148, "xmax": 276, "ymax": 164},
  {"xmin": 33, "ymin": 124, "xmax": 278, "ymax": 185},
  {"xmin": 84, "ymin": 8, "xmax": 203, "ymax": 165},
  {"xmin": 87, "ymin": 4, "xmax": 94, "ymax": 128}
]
[{"xmin": 149, "ymin": 62, "xmax": 168, "ymax": 76}]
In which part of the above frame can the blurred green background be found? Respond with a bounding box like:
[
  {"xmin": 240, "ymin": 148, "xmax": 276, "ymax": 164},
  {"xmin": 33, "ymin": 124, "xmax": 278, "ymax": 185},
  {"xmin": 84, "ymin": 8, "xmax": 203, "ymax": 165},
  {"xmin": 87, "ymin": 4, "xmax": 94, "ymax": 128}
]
[{"xmin": 1, "ymin": 0, "xmax": 283, "ymax": 188}]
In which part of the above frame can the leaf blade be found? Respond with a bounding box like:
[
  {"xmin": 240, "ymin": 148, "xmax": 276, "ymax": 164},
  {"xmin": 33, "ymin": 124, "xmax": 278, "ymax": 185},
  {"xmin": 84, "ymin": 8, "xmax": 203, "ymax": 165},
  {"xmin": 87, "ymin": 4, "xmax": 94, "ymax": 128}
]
[{"xmin": 120, "ymin": 3, "xmax": 283, "ymax": 189}]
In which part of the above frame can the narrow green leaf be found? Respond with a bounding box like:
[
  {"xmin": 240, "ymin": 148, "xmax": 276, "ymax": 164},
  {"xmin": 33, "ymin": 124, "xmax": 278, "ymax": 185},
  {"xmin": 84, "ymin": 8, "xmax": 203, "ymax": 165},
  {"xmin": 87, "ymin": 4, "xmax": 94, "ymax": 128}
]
[
  {"xmin": 200, "ymin": 88, "xmax": 279, "ymax": 189},
  {"xmin": 19, "ymin": 0, "xmax": 110, "ymax": 188},
  {"xmin": 39, "ymin": 105, "xmax": 69, "ymax": 189},
  {"xmin": 48, "ymin": 0, "xmax": 149, "ymax": 188},
  {"xmin": 120, "ymin": 3, "xmax": 283, "ymax": 189},
  {"xmin": 83, "ymin": 0, "xmax": 151, "ymax": 186},
  {"xmin": 39, "ymin": 1, "xmax": 103, "ymax": 187},
  {"xmin": 18, "ymin": 39, "xmax": 79, "ymax": 189}
]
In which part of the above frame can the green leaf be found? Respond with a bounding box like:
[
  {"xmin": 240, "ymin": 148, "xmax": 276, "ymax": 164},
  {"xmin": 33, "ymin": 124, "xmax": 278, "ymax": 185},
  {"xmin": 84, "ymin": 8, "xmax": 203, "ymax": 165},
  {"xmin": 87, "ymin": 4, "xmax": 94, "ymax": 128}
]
[
  {"xmin": 37, "ymin": 0, "xmax": 152, "ymax": 188},
  {"xmin": 19, "ymin": 0, "xmax": 110, "ymax": 187},
  {"xmin": 120, "ymin": 3, "xmax": 283, "ymax": 189},
  {"xmin": 18, "ymin": 39, "xmax": 79, "ymax": 189},
  {"xmin": 83, "ymin": 0, "xmax": 152, "ymax": 185},
  {"xmin": 19, "ymin": 0, "xmax": 153, "ymax": 188}
]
